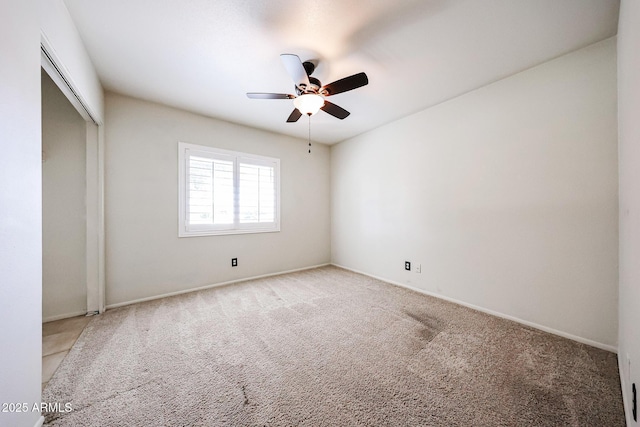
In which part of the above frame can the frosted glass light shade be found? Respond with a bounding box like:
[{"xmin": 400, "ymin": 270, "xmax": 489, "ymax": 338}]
[{"xmin": 293, "ymin": 94, "xmax": 324, "ymax": 116}]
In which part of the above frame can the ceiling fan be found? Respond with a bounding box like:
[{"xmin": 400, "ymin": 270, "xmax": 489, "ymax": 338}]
[{"xmin": 247, "ymin": 54, "xmax": 368, "ymax": 122}]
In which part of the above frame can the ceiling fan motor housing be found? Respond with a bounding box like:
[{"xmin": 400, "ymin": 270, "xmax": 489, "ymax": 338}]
[{"xmin": 297, "ymin": 76, "xmax": 322, "ymax": 96}]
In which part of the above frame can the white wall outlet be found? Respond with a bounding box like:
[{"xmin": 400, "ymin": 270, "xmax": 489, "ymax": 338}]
[{"xmin": 416, "ymin": 264, "xmax": 421, "ymax": 273}]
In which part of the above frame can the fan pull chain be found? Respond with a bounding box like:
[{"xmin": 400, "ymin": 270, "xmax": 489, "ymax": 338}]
[{"xmin": 308, "ymin": 114, "xmax": 311, "ymax": 154}]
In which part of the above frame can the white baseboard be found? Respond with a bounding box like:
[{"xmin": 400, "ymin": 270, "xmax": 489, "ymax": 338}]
[
  {"xmin": 332, "ymin": 263, "xmax": 617, "ymax": 353},
  {"xmin": 106, "ymin": 263, "xmax": 331, "ymax": 310},
  {"xmin": 43, "ymin": 310, "xmax": 89, "ymax": 323},
  {"xmin": 34, "ymin": 415, "xmax": 45, "ymax": 427}
]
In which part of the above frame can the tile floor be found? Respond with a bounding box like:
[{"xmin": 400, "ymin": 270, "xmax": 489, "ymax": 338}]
[{"xmin": 42, "ymin": 315, "xmax": 93, "ymax": 388}]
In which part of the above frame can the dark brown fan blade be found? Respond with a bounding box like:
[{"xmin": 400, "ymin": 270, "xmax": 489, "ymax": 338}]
[
  {"xmin": 247, "ymin": 93, "xmax": 295, "ymax": 99},
  {"xmin": 280, "ymin": 54, "xmax": 311, "ymax": 91},
  {"xmin": 286, "ymin": 108, "xmax": 302, "ymax": 123},
  {"xmin": 321, "ymin": 72, "xmax": 368, "ymax": 96},
  {"xmin": 321, "ymin": 101, "xmax": 350, "ymax": 120}
]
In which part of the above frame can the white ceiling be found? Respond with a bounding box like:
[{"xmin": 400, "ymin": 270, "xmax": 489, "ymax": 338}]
[{"xmin": 63, "ymin": 0, "xmax": 619, "ymax": 145}]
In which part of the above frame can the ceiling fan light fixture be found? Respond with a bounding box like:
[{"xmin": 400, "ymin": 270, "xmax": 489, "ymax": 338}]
[{"xmin": 293, "ymin": 94, "xmax": 324, "ymax": 116}]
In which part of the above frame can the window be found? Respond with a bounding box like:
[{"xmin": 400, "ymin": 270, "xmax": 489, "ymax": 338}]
[{"xmin": 178, "ymin": 142, "xmax": 280, "ymax": 237}]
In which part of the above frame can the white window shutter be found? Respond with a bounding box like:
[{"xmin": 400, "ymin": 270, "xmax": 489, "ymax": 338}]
[{"xmin": 179, "ymin": 142, "xmax": 280, "ymax": 237}]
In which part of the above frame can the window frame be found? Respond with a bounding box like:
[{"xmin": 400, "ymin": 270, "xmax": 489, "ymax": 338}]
[{"xmin": 178, "ymin": 142, "xmax": 280, "ymax": 237}]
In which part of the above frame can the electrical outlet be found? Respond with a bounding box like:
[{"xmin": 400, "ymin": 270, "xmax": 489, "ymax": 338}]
[
  {"xmin": 416, "ymin": 264, "xmax": 422, "ymax": 273},
  {"xmin": 405, "ymin": 261, "xmax": 411, "ymax": 271},
  {"xmin": 231, "ymin": 258, "xmax": 237, "ymax": 267}
]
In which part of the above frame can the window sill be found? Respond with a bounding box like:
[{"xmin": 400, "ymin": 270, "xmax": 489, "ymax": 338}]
[{"xmin": 178, "ymin": 227, "xmax": 281, "ymax": 238}]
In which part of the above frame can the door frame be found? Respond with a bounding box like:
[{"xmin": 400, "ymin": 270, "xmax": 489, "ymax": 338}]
[{"xmin": 41, "ymin": 37, "xmax": 105, "ymax": 315}]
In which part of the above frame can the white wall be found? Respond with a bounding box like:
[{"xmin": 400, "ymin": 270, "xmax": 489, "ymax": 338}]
[
  {"xmin": 0, "ymin": 0, "xmax": 43, "ymax": 426},
  {"xmin": 42, "ymin": 69, "xmax": 87, "ymax": 321},
  {"xmin": 40, "ymin": 0, "xmax": 104, "ymax": 124},
  {"xmin": 332, "ymin": 38, "xmax": 618, "ymax": 349},
  {"xmin": 618, "ymin": 0, "xmax": 640, "ymax": 424},
  {"xmin": 104, "ymin": 93, "xmax": 331, "ymax": 306}
]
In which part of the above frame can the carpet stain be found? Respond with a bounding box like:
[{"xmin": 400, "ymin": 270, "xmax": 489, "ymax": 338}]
[
  {"xmin": 403, "ymin": 309, "xmax": 442, "ymax": 344},
  {"xmin": 403, "ymin": 310, "xmax": 443, "ymax": 329},
  {"xmin": 242, "ymin": 385, "xmax": 249, "ymax": 405}
]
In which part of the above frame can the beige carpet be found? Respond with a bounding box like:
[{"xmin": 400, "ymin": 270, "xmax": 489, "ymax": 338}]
[{"xmin": 43, "ymin": 266, "xmax": 624, "ymax": 426}]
